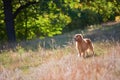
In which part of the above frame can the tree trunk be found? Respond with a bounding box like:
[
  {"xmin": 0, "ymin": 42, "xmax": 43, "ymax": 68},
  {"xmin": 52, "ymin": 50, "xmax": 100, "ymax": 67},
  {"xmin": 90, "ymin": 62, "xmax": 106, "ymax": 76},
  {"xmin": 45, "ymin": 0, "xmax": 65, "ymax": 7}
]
[{"xmin": 3, "ymin": 0, "xmax": 16, "ymax": 42}]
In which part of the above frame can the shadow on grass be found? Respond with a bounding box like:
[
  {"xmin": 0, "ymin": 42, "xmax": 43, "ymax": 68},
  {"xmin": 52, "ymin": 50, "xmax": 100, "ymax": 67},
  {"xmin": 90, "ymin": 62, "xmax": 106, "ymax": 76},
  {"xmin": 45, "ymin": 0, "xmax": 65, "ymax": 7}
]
[
  {"xmin": 86, "ymin": 53, "xmax": 98, "ymax": 58},
  {"xmin": 85, "ymin": 22, "xmax": 120, "ymax": 42}
]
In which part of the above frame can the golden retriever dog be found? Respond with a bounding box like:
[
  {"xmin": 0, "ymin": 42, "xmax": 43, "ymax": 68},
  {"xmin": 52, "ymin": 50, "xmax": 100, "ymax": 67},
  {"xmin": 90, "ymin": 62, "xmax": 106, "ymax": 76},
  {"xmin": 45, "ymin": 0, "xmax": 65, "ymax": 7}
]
[{"xmin": 74, "ymin": 34, "xmax": 94, "ymax": 57}]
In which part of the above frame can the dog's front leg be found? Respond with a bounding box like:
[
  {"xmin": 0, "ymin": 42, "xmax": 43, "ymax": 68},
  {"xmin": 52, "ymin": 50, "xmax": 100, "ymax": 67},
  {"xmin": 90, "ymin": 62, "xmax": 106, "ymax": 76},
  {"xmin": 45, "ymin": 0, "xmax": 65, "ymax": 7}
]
[
  {"xmin": 78, "ymin": 51, "xmax": 82, "ymax": 57},
  {"xmin": 78, "ymin": 53, "xmax": 81, "ymax": 57},
  {"xmin": 76, "ymin": 47, "xmax": 81, "ymax": 57}
]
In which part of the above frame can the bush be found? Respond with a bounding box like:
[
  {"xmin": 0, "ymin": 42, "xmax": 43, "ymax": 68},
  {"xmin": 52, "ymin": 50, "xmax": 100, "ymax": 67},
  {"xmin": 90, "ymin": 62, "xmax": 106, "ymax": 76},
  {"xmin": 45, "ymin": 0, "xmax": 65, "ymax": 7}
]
[
  {"xmin": 63, "ymin": 0, "xmax": 119, "ymax": 32},
  {"xmin": 79, "ymin": 9, "xmax": 100, "ymax": 28},
  {"xmin": 63, "ymin": 9, "xmax": 100, "ymax": 32}
]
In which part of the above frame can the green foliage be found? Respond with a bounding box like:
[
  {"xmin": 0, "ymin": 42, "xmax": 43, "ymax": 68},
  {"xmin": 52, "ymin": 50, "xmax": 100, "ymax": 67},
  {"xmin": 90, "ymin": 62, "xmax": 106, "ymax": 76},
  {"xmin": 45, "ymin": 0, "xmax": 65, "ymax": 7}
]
[
  {"xmin": 15, "ymin": 12, "xmax": 70, "ymax": 40},
  {"xmin": 0, "ymin": 0, "xmax": 120, "ymax": 42},
  {"xmin": 64, "ymin": 0, "xmax": 120, "ymax": 32},
  {"xmin": 80, "ymin": 9, "xmax": 100, "ymax": 28},
  {"xmin": 31, "ymin": 13, "xmax": 71, "ymax": 38},
  {"xmin": 88, "ymin": 0, "xmax": 116, "ymax": 22},
  {"xmin": 14, "ymin": 0, "xmax": 72, "ymax": 40}
]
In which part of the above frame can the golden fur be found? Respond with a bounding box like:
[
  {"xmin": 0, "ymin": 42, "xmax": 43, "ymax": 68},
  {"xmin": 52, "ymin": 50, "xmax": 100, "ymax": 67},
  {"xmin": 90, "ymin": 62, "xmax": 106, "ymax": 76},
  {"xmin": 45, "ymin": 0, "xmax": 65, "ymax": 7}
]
[{"xmin": 74, "ymin": 34, "xmax": 94, "ymax": 57}]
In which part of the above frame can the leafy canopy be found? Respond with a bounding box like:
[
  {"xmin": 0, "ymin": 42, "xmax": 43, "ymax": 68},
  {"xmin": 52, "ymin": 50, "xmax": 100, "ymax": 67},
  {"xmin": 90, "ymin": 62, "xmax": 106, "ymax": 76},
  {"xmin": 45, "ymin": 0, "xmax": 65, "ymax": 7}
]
[{"xmin": 0, "ymin": 0, "xmax": 120, "ymax": 42}]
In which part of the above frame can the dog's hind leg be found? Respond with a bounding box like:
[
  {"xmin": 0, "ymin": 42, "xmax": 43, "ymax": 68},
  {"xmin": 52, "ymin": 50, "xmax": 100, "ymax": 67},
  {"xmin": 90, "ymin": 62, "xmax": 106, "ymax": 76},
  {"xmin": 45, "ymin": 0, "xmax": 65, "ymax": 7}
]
[{"xmin": 87, "ymin": 39, "xmax": 95, "ymax": 56}]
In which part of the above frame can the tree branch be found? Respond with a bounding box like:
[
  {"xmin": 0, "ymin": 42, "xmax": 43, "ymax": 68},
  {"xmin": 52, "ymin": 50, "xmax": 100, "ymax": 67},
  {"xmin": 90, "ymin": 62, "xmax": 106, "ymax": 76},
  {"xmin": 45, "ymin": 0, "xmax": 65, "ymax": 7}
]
[{"xmin": 13, "ymin": 1, "xmax": 39, "ymax": 19}]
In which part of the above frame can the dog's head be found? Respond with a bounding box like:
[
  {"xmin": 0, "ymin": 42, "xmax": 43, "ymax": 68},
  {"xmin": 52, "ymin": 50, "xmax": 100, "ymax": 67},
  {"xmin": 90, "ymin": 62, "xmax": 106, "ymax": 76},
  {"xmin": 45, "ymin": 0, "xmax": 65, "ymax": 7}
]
[{"xmin": 74, "ymin": 34, "xmax": 83, "ymax": 42}]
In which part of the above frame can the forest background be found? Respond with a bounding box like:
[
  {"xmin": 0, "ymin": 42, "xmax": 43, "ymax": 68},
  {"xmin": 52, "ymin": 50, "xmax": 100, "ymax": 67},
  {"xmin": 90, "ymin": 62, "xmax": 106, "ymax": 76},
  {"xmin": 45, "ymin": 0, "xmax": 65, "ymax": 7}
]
[{"xmin": 0, "ymin": 0, "xmax": 120, "ymax": 42}]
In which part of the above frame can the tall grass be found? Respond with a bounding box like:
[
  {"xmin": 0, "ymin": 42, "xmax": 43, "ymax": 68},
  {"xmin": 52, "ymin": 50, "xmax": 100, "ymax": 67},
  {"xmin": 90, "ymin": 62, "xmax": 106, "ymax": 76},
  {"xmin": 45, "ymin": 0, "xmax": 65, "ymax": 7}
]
[
  {"xmin": 0, "ymin": 23, "xmax": 120, "ymax": 80},
  {"xmin": 0, "ymin": 42, "xmax": 120, "ymax": 80}
]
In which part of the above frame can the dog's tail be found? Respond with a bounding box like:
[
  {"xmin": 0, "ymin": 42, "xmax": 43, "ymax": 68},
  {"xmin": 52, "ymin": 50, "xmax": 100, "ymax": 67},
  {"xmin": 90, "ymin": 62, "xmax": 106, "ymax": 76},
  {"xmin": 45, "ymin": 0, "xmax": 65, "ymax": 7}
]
[
  {"xmin": 86, "ymin": 39, "xmax": 94, "ymax": 55},
  {"xmin": 86, "ymin": 39, "xmax": 92, "ymax": 45}
]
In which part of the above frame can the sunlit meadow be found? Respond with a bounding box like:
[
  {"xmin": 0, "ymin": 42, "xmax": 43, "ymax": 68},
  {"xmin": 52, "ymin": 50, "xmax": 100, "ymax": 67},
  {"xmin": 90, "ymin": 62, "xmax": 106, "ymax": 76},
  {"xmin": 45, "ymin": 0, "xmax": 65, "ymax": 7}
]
[{"xmin": 0, "ymin": 23, "xmax": 120, "ymax": 80}]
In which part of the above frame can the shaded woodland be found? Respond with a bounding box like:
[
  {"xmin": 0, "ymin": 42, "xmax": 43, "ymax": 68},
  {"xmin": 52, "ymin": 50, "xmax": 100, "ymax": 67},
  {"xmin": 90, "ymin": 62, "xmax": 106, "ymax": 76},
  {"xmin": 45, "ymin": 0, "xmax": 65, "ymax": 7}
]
[{"xmin": 0, "ymin": 0, "xmax": 120, "ymax": 42}]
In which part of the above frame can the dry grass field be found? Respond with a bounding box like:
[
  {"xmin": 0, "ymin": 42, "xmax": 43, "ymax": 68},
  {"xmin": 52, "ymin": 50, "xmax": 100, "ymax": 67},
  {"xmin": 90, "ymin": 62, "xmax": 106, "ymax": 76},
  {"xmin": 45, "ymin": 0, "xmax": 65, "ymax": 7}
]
[{"xmin": 0, "ymin": 23, "xmax": 120, "ymax": 80}]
